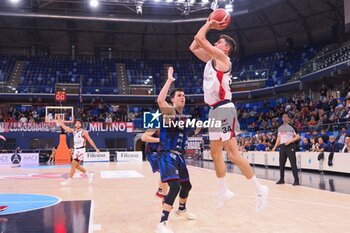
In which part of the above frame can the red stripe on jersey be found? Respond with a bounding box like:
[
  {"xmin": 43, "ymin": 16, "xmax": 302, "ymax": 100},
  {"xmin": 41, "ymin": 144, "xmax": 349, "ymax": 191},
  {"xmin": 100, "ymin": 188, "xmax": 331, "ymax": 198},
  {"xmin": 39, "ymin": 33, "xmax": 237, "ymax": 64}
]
[
  {"xmin": 230, "ymin": 118, "xmax": 236, "ymax": 139},
  {"xmin": 216, "ymin": 71, "xmax": 226, "ymax": 100}
]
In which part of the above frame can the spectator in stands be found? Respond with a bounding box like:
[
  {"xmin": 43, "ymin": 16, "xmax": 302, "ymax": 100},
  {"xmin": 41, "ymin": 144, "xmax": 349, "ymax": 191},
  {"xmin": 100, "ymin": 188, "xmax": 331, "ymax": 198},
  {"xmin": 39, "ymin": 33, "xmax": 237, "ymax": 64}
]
[
  {"xmin": 340, "ymin": 81, "xmax": 349, "ymax": 98},
  {"xmin": 316, "ymin": 138, "xmax": 327, "ymax": 153},
  {"xmin": 320, "ymin": 84, "xmax": 328, "ymax": 100},
  {"xmin": 98, "ymin": 115, "xmax": 105, "ymax": 122},
  {"xmin": 340, "ymin": 136, "xmax": 350, "ymax": 152},
  {"xmin": 346, "ymin": 91, "xmax": 350, "ymax": 107},
  {"xmin": 316, "ymin": 115, "xmax": 324, "ymax": 131},
  {"xmin": 307, "ymin": 117, "xmax": 317, "ymax": 129},
  {"xmin": 309, "ymin": 137, "xmax": 317, "ymax": 152},
  {"xmin": 244, "ymin": 141, "xmax": 256, "ymax": 152},
  {"xmin": 341, "ymin": 110, "xmax": 350, "ymax": 121},
  {"xmin": 344, "ymin": 139, "xmax": 350, "ymax": 152},
  {"xmin": 294, "ymin": 118, "xmax": 303, "ymax": 131},
  {"xmin": 264, "ymin": 141, "xmax": 273, "ymax": 151},
  {"xmin": 238, "ymin": 138, "xmax": 245, "ymax": 152},
  {"xmin": 300, "ymin": 138, "xmax": 312, "ymax": 152},
  {"xmin": 322, "ymin": 114, "xmax": 331, "ymax": 131},
  {"xmin": 311, "ymin": 130, "xmax": 319, "ymax": 140},
  {"xmin": 320, "ymin": 129, "xmax": 329, "ymax": 143},
  {"xmin": 19, "ymin": 114, "xmax": 27, "ymax": 123},
  {"xmin": 327, "ymin": 135, "xmax": 339, "ymax": 166},
  {"xmin": 105, "ymin": 114, "xmax": 113, "ymax": 127},
  {"xmin": 336, "ymin": 127, "xmax": 347, "ymax": 145},
  {"xmin": 328, "ymin": 96, "xmax": 338, "ymax": 109},
  {"xmin": 28, "ymin": 115, "xmax": 35, "ymax": 124},
  {"xmin": 256, "ymin": 140, "xmax": 266, "ymax": 151}
]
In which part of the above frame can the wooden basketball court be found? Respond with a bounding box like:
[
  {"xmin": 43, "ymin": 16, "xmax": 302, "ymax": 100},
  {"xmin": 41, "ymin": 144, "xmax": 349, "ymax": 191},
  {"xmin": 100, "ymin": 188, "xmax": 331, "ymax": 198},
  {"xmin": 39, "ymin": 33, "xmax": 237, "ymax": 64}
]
[{"xmin": 0, "ymin": 162, "xmax": 349, "ymax": 233}]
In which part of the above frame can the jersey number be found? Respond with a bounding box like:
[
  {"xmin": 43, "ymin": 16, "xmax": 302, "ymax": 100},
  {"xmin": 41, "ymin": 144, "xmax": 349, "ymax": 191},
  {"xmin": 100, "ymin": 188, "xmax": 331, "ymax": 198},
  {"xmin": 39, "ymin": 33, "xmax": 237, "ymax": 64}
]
[{"xmin": 222, "ymin": 125, "xmax": 232, "ymax": 134}]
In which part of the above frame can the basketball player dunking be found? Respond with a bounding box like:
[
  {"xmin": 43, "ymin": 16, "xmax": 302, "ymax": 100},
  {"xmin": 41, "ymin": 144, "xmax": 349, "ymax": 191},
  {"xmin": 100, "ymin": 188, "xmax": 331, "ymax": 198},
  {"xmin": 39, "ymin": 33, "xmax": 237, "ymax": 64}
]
[
  {"xmin": 156, "ymin": 67, "xmax": 195, "ymax": 233},
  {"xmin": 142, "ymin": 129, "xmax": 169, "ymax": 200},
  {"xmin": 190, "ymin": 17, "xmax": 269, "ymax": 211},
  {"xmin": 0, "ymin": 135, "xmax": 8, "ymax": 212},
  {"xmin": 56, "ymin": 116, "xmax": 100, "ymax": 186}
]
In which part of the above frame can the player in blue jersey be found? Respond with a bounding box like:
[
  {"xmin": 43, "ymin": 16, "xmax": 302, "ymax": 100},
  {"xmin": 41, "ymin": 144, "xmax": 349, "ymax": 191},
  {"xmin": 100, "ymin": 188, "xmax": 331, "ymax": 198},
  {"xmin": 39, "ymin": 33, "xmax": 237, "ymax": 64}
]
[
  {"xmin": 142, "ymin": 129, "xmax": 168, "ymax": 200},
  {"xmin": 155, "ymin": 67, "xmax": 195, "ymax": 233}
]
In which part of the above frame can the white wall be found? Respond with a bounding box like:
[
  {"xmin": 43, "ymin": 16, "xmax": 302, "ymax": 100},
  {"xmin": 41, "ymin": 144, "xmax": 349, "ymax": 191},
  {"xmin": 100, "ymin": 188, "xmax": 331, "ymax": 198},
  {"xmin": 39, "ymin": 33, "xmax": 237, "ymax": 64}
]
[{"xmin": 203, "ymin": 150, "xmax": 350, "ymax": 174}]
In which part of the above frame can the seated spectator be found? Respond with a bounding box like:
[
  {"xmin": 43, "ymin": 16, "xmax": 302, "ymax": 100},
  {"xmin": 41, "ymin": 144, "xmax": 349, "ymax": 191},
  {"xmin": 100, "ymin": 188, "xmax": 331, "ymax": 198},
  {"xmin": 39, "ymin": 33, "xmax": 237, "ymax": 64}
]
[
  {"xmin": 341, "ymin": 110, "xmax": 350, "ymax": 121},
  {"xmin": 244, "ymin": 141, "xmax": 256, "ymax": 152},
  {"xmin": 327, "ymin": 135, "xmax": 340, "ymax": 153},
  {"xmin": 256, "ymin": 140, "xmax": 266, "ymax": 151},
  {"xmin": 19, "ymin": 114, "xmax": 27, "ymax": 123},
  {"xmin": 294, "ymin": 118, "xmax": 303, "ymax": 131},
  {"xmin": 28, "ymin": 116, "xmax": 35, "ymax": 124},
  {"xmin": 304, "ymin": 131, "xmax": 312, "ymax": 140},
  {"xmin": 300, "ymin": 138, "xmax": 312, "ymax": 152},
  {"xmin": 340, "ymin": 136, "xmax": 350, "ymax": 152},
  {"xmin": 307, "ymin": 117, "xmax": 317, "ymax": 129},
  {"xmin": 316, "ymin": 137, "xmax": 327, "ymax": 153},
  {"xmin": 311, "ymin": 130, "xmax": 319, "ymax": 140},
  {"xmin": 336, "ymin": 127, "xmax": 347, "ymax": 145},
  {"xmin": 344, "ymin": 138, "xmax": 350, "ymax": 153},
  {"xmin": 327, "ymin": 135, "xmax": 339, "ymax": 166},
  {"xmin": 265, "ymin": 141, "xmax": 273, "ymax": 151},
  {"xmin": 320, "ymin": 129, "xmax": 329, "ymax": 143}
]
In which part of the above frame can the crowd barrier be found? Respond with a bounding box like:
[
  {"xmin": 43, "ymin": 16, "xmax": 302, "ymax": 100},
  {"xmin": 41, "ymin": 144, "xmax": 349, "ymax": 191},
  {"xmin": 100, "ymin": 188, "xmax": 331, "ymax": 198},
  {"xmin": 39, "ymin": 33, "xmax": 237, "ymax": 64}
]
[{"xmin": 203, "ymin": 150, "xmax": 350, "ymax": 174}]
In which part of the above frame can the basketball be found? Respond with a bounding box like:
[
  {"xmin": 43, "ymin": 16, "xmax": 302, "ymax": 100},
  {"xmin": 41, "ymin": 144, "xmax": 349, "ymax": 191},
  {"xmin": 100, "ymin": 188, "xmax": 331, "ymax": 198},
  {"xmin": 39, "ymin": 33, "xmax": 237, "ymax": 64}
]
[{"xmin": 209, "ymin": 8, "xmax": 231, "ymax": 29}]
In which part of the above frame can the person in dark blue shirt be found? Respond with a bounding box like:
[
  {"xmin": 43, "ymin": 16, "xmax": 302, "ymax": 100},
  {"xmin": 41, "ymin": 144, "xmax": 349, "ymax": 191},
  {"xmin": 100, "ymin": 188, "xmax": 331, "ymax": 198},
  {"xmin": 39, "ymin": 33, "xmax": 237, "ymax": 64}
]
[
  {"xmin": 300, "ymin": 138, "xmax": 312, "ymax": 152},
  {"xmin": 142, "ymin": 129, "xmax": 168, "ymax": 200},
  {"xmin": 326, "ymin": 135, "xmax": 340, "ymax": 166},
  {"xmin": 156, "ymin": 67, "xmax": 195, "ymax": 233},
  {"xmin": 256, "ymin": 140, "xmax": 266, "ymax": 151},
  {"xmin": 244, "ymin": 140, "xmax": 256, "ymax": 151}
]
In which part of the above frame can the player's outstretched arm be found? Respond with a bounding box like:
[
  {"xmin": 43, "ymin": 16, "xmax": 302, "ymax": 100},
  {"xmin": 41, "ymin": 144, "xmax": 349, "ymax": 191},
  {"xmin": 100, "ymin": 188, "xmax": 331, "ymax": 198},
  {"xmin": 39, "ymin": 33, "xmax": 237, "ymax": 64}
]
[
  {"xmin": 189, "ymin": 40, "xmax": 211, "ymax": 63},
  {"xmin": 141, "ymin": 129, "xmax": 160, "ymax": 143},
  {"xmin": 194, "ymin": 19, "xmax": 230, "ymax": 65},
  {"xmin": 0, "ymin": 135, "xmax": 6, "ymax": 141},
  {"xmin": 55, "ymin": 115, "xmax": 74, "ymax": 133},
  {"xmin": 84, "ymin": 131, "xmax": 100, "ymax": 153},
  {"xmin": 157, "ymin": 66, "xmax": 176, "ymax": 116}
]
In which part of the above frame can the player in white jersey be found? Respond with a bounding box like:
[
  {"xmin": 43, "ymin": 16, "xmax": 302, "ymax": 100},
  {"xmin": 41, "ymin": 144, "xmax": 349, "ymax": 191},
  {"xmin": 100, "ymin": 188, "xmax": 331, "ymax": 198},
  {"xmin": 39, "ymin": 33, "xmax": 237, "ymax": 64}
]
[
  {"xmin": 190, "ymin": 16, "xmax": 269, "ymax": 212},
  {"xmin": 56, "ymin": 116, "xmax": 100, "ymax": 186}
]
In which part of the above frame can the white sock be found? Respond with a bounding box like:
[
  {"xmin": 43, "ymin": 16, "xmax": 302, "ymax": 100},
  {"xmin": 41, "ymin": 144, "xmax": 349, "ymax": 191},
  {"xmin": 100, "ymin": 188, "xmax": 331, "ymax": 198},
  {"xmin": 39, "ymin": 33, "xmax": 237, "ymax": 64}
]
[
  {"xmin": 218, "ymin": 177, "xmax": 227, "ymax": 194},
  {"xmin": 249, "ymin": 175, "xmax": 262, "ymax": 192}
]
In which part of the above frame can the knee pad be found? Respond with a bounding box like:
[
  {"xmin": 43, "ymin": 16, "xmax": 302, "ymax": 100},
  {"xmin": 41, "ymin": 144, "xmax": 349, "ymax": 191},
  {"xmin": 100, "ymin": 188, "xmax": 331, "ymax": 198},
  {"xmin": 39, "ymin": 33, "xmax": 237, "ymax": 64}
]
[
  {"xmin": 179, "ymin": 181, "xmax": 192, "ymax": 199},
  {"xmin": 164, "ymin": 180, "xmax": 181, "ymax": 206}
]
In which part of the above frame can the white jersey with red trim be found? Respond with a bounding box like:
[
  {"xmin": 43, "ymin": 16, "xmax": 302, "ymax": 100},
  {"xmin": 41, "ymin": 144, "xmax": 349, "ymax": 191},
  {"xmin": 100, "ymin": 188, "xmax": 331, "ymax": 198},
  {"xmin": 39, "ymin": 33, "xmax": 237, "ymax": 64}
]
[
  {"xmin": 73, "ymin": 129, "xmax": 86, "ymax": 149},
  {"xmin": 203, "ymin": 59, "xmax": 232, "ymax": 106}
]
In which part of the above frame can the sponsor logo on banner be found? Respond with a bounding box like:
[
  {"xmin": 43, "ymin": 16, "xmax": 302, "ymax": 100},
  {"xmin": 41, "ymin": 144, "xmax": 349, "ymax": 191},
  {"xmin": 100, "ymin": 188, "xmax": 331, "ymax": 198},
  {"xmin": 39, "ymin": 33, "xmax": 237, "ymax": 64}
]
[
  {"xmin": 116, "ymin": 151, "xmax": 143, "ymax": 162},
  {"xmin": 88, "ymin": 122, "xmax": 134, "ymax": 132},
  {"xmin": 0, "ymin": 153, "xmax": 39, "ymax": 165},
  {"xmin": 84, "ymin": 152, "xmax": 110, "ymax": 162},
  {"xmin": 0, "ymin": 122, "xmax": 134, "ymax": 132},
  {"xmin": 11, "ymin": 153, "xmax": 21, "ymax": 164}
]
